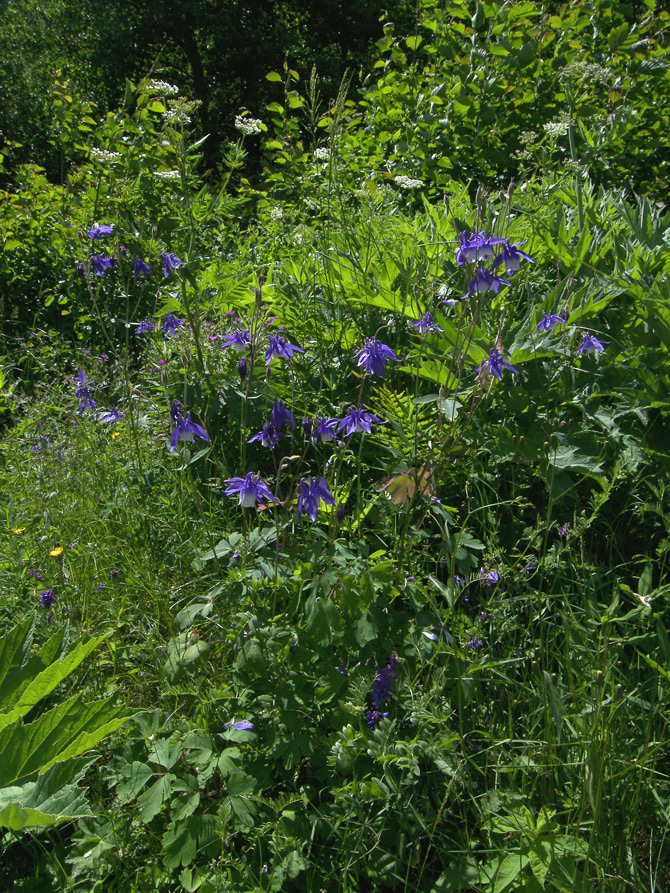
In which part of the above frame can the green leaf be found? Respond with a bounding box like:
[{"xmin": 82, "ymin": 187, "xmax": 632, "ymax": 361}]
[
  {"xmin": 223, "ymin": 770, "xmax": 257, "ymax": 829},
  {"xmin": 138, "ymin": 774, "xmax": 174, "ymax": 823},
  {"xmin": 430, "ymin": 860, "xmax": 481, "ymax": 891},
  {"xmin": 266, "ymin": 71, "xmax": 282, "ymax": 82},
  {"xmin": 607, "ymin": 23, "xmax": 629, "ymax": 51},
  {"xmin": 0, "ymin": 758, "xmax": 93, "ymax": 830},
  {"xmin": 0, "ymin": 630, "xmax": 106, "ymax": 730},
  {"xmin": 548, "ymin": 445, "xmax": 603, "ymax": 475},
  {"xmin": 165, "ymin": 634, "xmax": 212, "ymax": 682},
  {"xmin": 116, "ymin": 761, "xmax": 154, "ymax": 803},
  {"xmin": 171, "ymin": 787, "xmax": 201, "ymax": 821},
  {"xmin": 656, "ymin": 618, "xmax": 670, "ymax": 667},
  {"xmin": 0, "ymin": 694, "xmax": 130, "ymax": 787},
  {"xmin": 528, "ymin": 839, "xmax": 552, "ymax": 884},
  {"xmin": 305, "ymin": 599, "xmax": 340, "ymax": 646},
  {"xmin": 162, "ymin": 814, "xmax": 219, "ymax": 870},
  {"xmin": 492, "ymin": 852, "xmax": 529, "ymax": 892}
]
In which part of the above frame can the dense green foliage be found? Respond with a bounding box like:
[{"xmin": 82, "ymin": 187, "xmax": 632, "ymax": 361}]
[
  {"xmin": 0, "ymin": 0, "xmax": 415, "ymax": 175},
  {"xmin": 1, "ymin": 1, "xmax": 670, "ymax": 891}
]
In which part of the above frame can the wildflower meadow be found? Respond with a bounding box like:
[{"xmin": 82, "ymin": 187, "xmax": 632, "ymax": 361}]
[{"xmin": 1, "ymin": 0, "xmax": 669, "ymax": 890}]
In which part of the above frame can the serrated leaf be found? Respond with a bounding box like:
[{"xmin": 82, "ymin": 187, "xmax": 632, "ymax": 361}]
[
  {"xmin": 0, "ymin": 632, "xmax": 106, "ymax": 730},
  {"xmin": 0, "ymin": 695, "xmax": 130, "ymax": 787},
  {"xmin": 0, "ymin": 757, "xmax": 93, "ymax": 830},
  {"xmin": 548, "ymin": 445, "xmax": 603, "ymax": 474}
]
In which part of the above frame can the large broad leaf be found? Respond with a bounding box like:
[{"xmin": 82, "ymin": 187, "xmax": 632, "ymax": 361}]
[
  {"xmin": 0, "ymin": 626, "xmax": 106, "ymax": 731},
  {"xmin": 0, "ymin": 757, "xmax": 93, "ymax": 830},
  {"xmin": 0, "ymin": 620, "xmax": 130, "ymax": 831},
  {"xmin": 0, "ymin": 694, "xmax": 130, "ymax": 788}
]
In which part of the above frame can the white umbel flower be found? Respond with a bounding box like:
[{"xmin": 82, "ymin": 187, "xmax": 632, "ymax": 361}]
[{"xmin": 235, "ymin": 116, "xmax": 263, "ymax": 136}]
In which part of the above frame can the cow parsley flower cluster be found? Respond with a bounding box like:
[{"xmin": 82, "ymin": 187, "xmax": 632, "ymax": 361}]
[
  {"xmin": 91, "ymin": 148, "xmax": 121, "ymax": 163},
  {"xmin": 147, "ymin": 80, "xmax": 179, "ymax": 96},
  {"xmin": 155, "ymin": 170, "xmax": 181, "ymax": 183},
  {"xmin": 234, "ymin": 116, "xmax": 263, "ymax": 136},
  {"xmin": 394, "ymin": 175, "xmax": 424, "ymax": 190}
]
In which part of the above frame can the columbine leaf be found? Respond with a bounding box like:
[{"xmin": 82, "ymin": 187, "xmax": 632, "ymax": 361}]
[
  {"xmin": 161, "ymin": 814, "xmax": 218, "ymax": 870},
  {"xmin": 138, "ymin": 774, "xmax": 175, "ymax": 823}
]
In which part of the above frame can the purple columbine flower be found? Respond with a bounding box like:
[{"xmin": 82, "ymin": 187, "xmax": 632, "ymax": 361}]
[
  {"xmin": 491, "ymin": 240, "xmax": 534, "ymax": 276},
  {"xmin": 134, "ymin": 257, "xmax": 152, "ymax": 279},
  {"xmin": 88, "ymin": 223, "xmax": 114, "ymax": 240},
  {"xmin": 221, "ymin": 330, "xmax": 250, "ymax": 352},
  {"xmin": 409, "ymin": 312, "xmax": 443, "ymax": 335},
  {"xmin": 297, "ymin": 476, "xmax": 335, "ymax": 523},
  {"xmin": 312, "ymin": 417, "xmax": 340, "ymax": 443},
  {"xmin": 456, "ymin": 231, "xmax": 506, "ymax": 265},
  {"xmin": 160, "ymin": 252, "xmax": 185, "ymax": 277},
  {"xmin": 40, "ymin": 589, "xmax": 57, "ymax": 608},
  {"xmin": 162, "ymin": 312, "xmax": 185, "ymax": 336},
  {"xmin": 221, "ymin": 720, "xmax": 255, "ymax": 732},
  {"xmin": 270, "ymin": 399, "xmax": 295, "ymax": 432},
  {"xmin": 576, "ymin": 332, "xmax": 606, "ymax": 354},
  {"xmin": 169, "ymin": 400, "xmax": 210, "ymax": 451},
  {"xmin": 101, "ymin": 406, "xmax": 123, "ymax": 424},
  {"xmin": 265, "ymin": 334, "xmax": 304, "ymax": 364},
  {"xmin": 535, "ymin": 311, "xmax": 567, "ymax": 334},
  {"xmin": 75, "ymin": 370, "xmax": 88, "ymax": 399},
  {"xmin": 354, "ymin": 338, "xmax": 399, "ymax": 378},
  {"xmin": 476, "ymin": 349, "xmax": 519, "ymax": 381},
  {"xmin": 464, "ymin": 267, "xmax": 510, "ymax": 298},
  {"xmin": 136, "ymin": 317, "xmax": 157, "ymax": 334},
  {"xmin": 223, "ymin": 472, "xmax": 276, "ymax": 508},
  {"xmin": 248, "ymin": 422, "xmax": 279, "ymax": 450},
  {"xmin": 75, "ymin": 370, "xmax": 96, "ymax": 413},
  {"xmin": 90, "ymin": 254, "xmax": 115, "ymax": 277},
  {"xmin": 238, "ymin": 358, "xmax": 247, "ymax": 381},
  {"xmin": 337, "ymin": 407, "xmax": 385, "ymax": 436}
]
